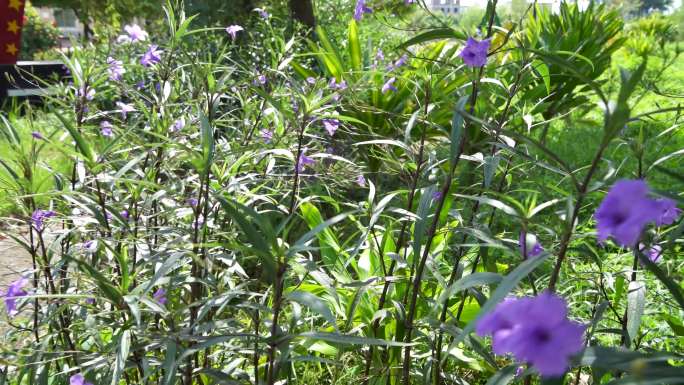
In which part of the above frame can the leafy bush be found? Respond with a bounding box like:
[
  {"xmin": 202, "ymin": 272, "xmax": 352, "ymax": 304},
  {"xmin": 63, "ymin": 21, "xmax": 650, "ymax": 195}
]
[
  {"xmin": 0, "ymin": 2, "xmax": 683, "ymax": 385},
  {"xmin": 19, "ymin": 3, "xmax": 61, "ymax": 60}
]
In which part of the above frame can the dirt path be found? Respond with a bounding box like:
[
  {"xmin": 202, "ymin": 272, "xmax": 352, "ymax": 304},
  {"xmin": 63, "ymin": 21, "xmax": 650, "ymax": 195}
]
[{"xmin": 0, "ymin": 234, "xmax": 32, "ymax": 293}]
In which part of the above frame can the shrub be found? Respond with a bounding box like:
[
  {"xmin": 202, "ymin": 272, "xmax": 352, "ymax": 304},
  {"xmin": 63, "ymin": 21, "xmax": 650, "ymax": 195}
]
[{"xmin": 19, "ymin": 3, "xmax": 61, "ymax": 60}]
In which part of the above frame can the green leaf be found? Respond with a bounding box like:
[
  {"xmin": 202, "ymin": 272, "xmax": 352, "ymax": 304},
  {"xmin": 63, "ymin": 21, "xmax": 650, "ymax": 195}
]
[
  {"xmin": 287, "ymin": 291, "xmax": 338, "ymax": 331},
  {"xmin": 348, "ymin": 20, "xmax": 362, "ymax": 72},
  {"xmin": 398, "ymin": 28, "xmax": 466, "ymax": 49},
  {"xmin": 437, "ymin": 273, "xmax": 503, "ymax": 306},
  {"xmin": 111, "ymin": 330, "xmax": 131, "ymax": 385},
  {"xmin": 625, "ymin": 280, "xmax": 645, "ymax": 345},
  {"xmin": 450, "ymin": 96, "xmax": 469, "ymax": 167},
  {"xmin": 216, "ymin": 197, "xmax": 276, "ymax": 282},
  {"xmin": 54, "ymin": 110, "xmax": 95, "ymax": 165},
  {"xmin": 532, "ymin": 59, "xmax": 551, "ymax": 95},
  {"xmin": 199, "ymin": 111, "xmax": 215, "ymax": 174},
  {"xmin": 162, "ymin": 340, "xmax": 177, "ymax": 385}
]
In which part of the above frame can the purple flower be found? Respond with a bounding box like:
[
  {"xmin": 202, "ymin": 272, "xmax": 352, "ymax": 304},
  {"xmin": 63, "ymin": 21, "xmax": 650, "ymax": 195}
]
[
  {"xmin": 519, "ymin": 232, "xmax": 544, "ymax": 258},
  {"xmin": 322, "ymin": 119, "xmax": 339, "ymax": 136},
  {"xmin": 100, "ymin": 121, "xmax": 114, "ymax": 137},
  {"xmin": 376, "ymin": 49, "xmax": 385, "ymax": 61},
  {"xmin": 405, "ymin": 0, "xmax": 415, "ymax": 3},
  {"xmin": 387, "ymin": 54, "xmax": 408, "ymax": 71},
  {"xmin": 432, "ymin": 191, "xmax": 443, "ymax": 201},
  {"xmin": 120, "ymin": 210, "xmax": 129, "ymax": 220},
  {"xmin": 3, "ymin": 277, "xmax": 28, "ymax": 317},
  {"xmin": 477, "ymin": 292, "xmax": 585, "ymax": 377},
  {"xmin": 124, "ymin": 24, "xmax": 148, "ymax": 42},
  {"xmin": 170, "ymin": 118, "xmax": 185, "ymax": 133},
  {"xmin": 85, "ymin": 297, "xmax": 96, "ymax": 305},
  {"xmin": 655, "ymin": 198, "xmax": 681, "ymax": 226},
  {"xmin": 77, "ymin": 86, "xmax": 95, "ymax": 101},
  {"xmin": 296, "ymin": 149, "xmax": 315, "ymax": 172},
  {"xmin": 187, "ymin": 197, "xmax": 199, "ymax": 207},
  {"xmin": 261, "ymin": 129, "xmax": 273, "ymax": 143},
  {"xmin": 255, "ymin": 8, "xmax": 269, "ymax": 19},
  {"xmin": 141, "ymin": 45, "xmax": 162, "ymax": 67},
  {"xmin": 226, "ymin": 25, "xmax": 244, "ymax": 40},
  {"xmin": 639, "ymin": 243, "xmax": 663, "ymax": 264},
  {"xmin": 31, "ymin": 209, "xmax": 56, "ymax": 231},
  {"xmin": 153, "ymin": 288, "xmax": 167, "ymax": 305},
  {"xmin": 357, "ymin": 175, "xmax": 366, "ymax": 187},
  {"xmin": 328, "ymin": 78, "xmax": 347, "ymax": 91},
  {"xmin": 460, "ymin": 37, "xmax": 491, "ymax": 68},
  {"xmin": 382, "ymin": 77, "xmax": 397, "ymax": 93},
  {"xmin": 116, "ymin": 101, "xmax": 135, "ymax": 118},
  {"xmin": 82, "ymin": 240, "xmax": 98, "ymax": 254},
  {"xmin": 255, "ymin": 74, "xmax": 267, "ymax": 85},
  {"xmin": 135, "ymin": 81, "xmax": 146, "ymax": 90},
  {"xmin": 306, "ymin": 77, "xmax": 317, "ymax": 85},
  {"xmin": 70, "ymin": 374, "xmax": 93, "ymax": 385},
  {"xmin": 107, "ymin": 57, "xmax": 125, "ymax": 81},
  {"xmin": 595, "ymin": 180, "xmax": 661, "ymax": 247},
  {"xmin": 31, "ymin": 131, "xmax": 43, "ymax": 140},
  {"xmin": 354, "ymin": 0, "xmax": 372, "ymax": 21}
]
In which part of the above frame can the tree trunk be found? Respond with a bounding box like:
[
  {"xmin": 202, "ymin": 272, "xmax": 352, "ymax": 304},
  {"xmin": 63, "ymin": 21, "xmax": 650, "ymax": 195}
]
[{"xmin": 289, "ymin": 0, "xmax": 316, "ymax": 30}]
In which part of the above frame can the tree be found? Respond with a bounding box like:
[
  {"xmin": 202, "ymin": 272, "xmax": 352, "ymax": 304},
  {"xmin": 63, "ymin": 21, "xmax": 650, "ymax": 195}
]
[{"xmin": 289, "ymin": 0, "xmax": 315, "ymax": 29}]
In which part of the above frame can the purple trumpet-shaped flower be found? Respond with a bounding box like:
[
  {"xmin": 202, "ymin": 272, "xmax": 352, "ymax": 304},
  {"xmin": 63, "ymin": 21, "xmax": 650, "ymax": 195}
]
[
  {"xmin": 328, "ymin": 77, "xmax": 348, "ymax": 91},
  {"xmin": 639, "ymin": 243, "xmax": 663, "ymax": 264},
  {"xmin": 387, "ymin": 54, "xmax": 408, "ymax": 71},
  {"xmin": 82, "ymin": 240, "xmax": 98, "ymax": 254},
  {"xmin": 116, "ymin": 101, "xmax": 135, "ymax": 119},
  {"xmin": 153, "ymin": 288, "xmax": 167, "ymax": 305},
  {"xmin": 70, "ymin": 374, "xmax": 94, "ymax": 385},
  {"xmin": 226, "ymin": 25, "xmax": 244, "ymax": 40},
  {"xmin": 477, "ymin": 292, "xmax": 585, "ymax": 377},
  {"xmin": 655, "ymin": 198, "xmax": 681, "ymax": 226},
  {"xmin": 356, "ymin": 175, "xmax": 366, "ymax": 187},
  {"xmin": 100, "ymin": 121, "xmax": 114, "ymax": 137},
  {"xmin": 595, "ymin": 180, "xmax": 661, "ymax": 247},
  {"xmin": 382, "ymin": 77, "xmax": 397, "ymax": 93},
  {"xmin": 260, "ymin": 129, "xmax": 273, "ymax": 143},
  {"xmin": 296, "ymin": 149, "xmax": 315, "ymax": 172},
  {"xmin": 187, "ymin": 197, "xmax": 199, "ymax": 207},
  {"xmin": 77, "ymin": 86, "xmax": 95, "ymax": 101},
  {"xmin": 31, "ymin": 131, "xmax": 43, "ymax": 140},
  {"xmin": 460, "ymin": 37, "xmax": 491, "ymax": 68},
  {"xmin": 141, "ymin": 45, "xmax": 162, "ymax": 67},
  {"xmin": 3, "ymin": 277, "xmax": 28, "ymax": 317},
  {"xmin": 255, "ymin": 8, "xmax": 270, "ymax": 19},
  {"xmin": 306, "ymin": 77, "xmax": 317, "ymax": 85},
  {"xmin": 519, "ymin": 232, "xmax": 544, "ymax": 258},
  {"xmin": 120, "ymin": 210, "xmax": 129, "ymax": 220},
  {"xmin": 322, "ymin": 119, "xmax": 339, "ymax": 136},
  {"xmin": 254, "ymin": 74, "xmax": 267, "ymax": 86},
  {"xmin": 354, "ymin": 0, "xmax": 372, "ymax": 21},
  {"xmin": 124, "ymin": 24, "xmax": 148, "ymax": 42},
  {"xmin": 170, "ymin": 118, "xmax": 185, "ymax": 133},
  {"xmin": 31, "ymin": 209, "xmax": 56, "ymax": 231},
  {"xmin": 107, "ymin": 57, "xmax": 125, "ymax": 81}
]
